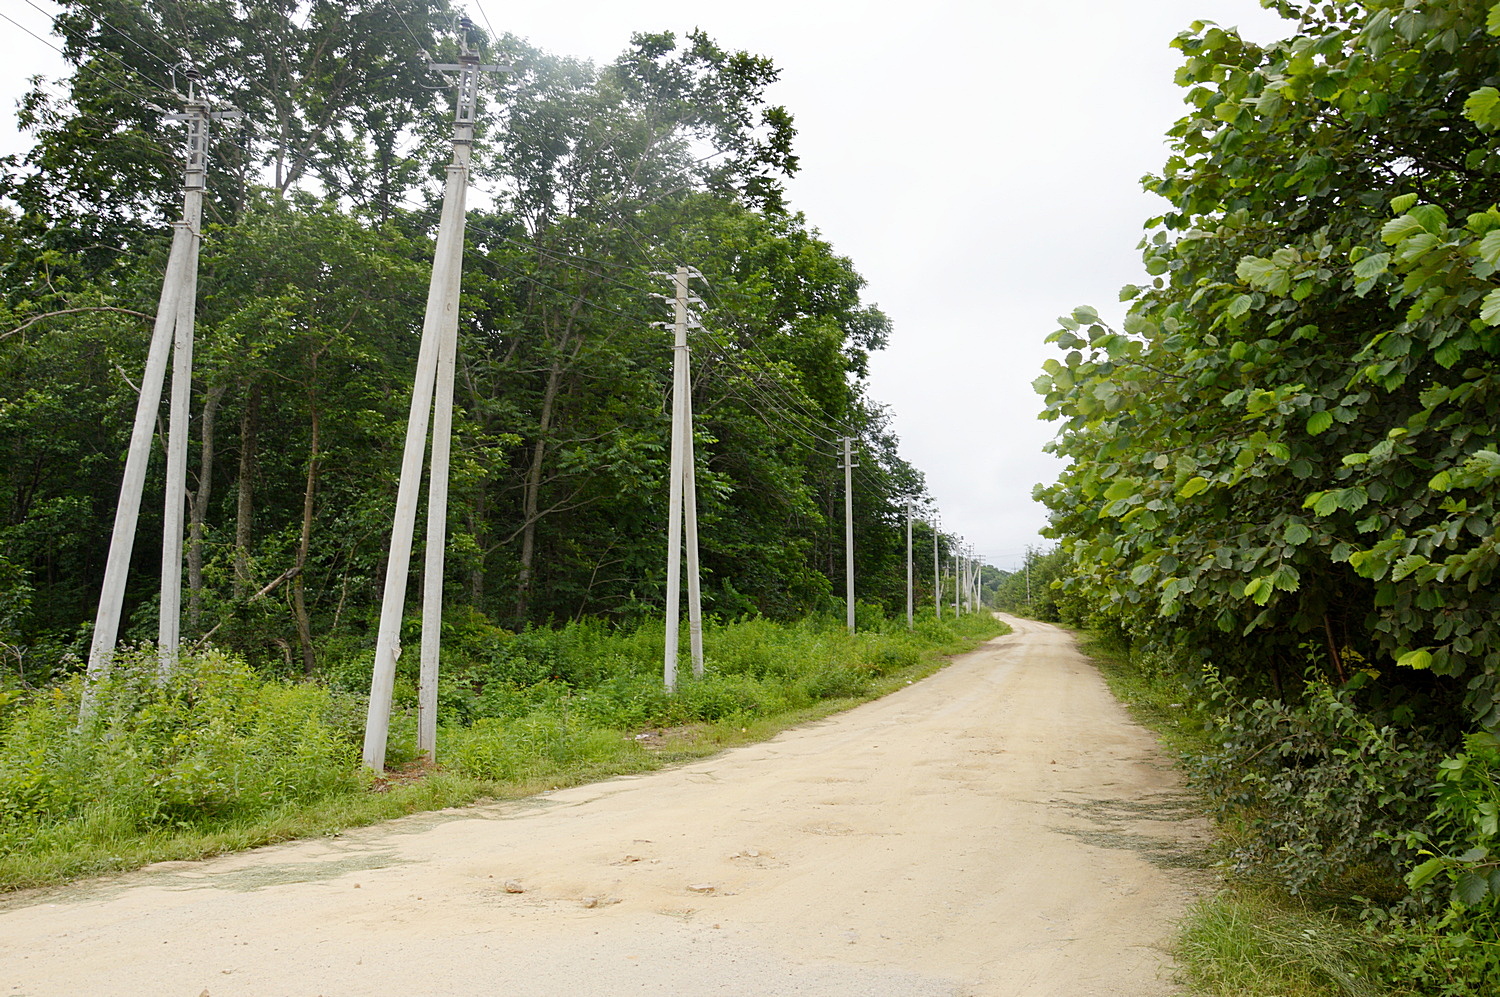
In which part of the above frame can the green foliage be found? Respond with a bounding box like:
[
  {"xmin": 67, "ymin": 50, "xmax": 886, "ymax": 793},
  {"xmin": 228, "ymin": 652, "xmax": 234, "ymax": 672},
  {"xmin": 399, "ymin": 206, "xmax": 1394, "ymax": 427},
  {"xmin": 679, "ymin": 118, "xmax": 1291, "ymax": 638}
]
[
  {"xmin": 1364, "ymin": 904, "xmax": 1500, "ymax": 997},
  {"xmin": 0, "ymin": 648, "xmax": 364, "ymax": 859},
  {"xmin": 1192, "ymin": 669, "xmax": 1447, "ymax": 900},
  {"xmin": 1035, "ymin": 1, "xmax": 1500, "ymax": 724},
  {"xmin": 0, "ymin": 613, "xmax": 1004, "ymax": 890},
  {"xmin": 1407, "ymin": 732, "xmax": 1500, "ymax": 912},
  {"xmin": 991, "ymin": 547, "xmax": 1085, "ymax": 624},
  {"xmin": 1035, "ymin": 9, "xmax": 1500, "ymax": 982},
  {"xmin": 0, "ymin": 12, "xmax": 935, "ymax": 674}
]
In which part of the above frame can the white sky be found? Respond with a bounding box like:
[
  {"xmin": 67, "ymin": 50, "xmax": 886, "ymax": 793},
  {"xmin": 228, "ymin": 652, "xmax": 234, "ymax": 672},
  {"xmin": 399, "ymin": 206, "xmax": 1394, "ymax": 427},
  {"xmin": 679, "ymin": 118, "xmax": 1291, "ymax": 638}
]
[{"xmin": 0, "ymin": 0, "xmax": 1293, "ymax": 571}]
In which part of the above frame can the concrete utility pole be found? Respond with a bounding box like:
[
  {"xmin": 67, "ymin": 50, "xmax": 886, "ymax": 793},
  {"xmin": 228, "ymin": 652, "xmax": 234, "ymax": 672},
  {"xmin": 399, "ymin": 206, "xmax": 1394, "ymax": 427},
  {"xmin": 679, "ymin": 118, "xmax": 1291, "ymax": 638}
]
[
  {"xmin": 841, "ymin": 436, "xmax": 857, "ymax": 633},
  {"xmin": 953, "ymin": 542, "xmax": 961, "ymax": 618},
  {"xmin": 364, "ymin": 36, "xmax": 504, "ymax": 772},
  {"xmin": 905, "ymin": 499, "xmax": 913, "ymax": 628},
  {"xmin": 661, "ymin": 266, "xmax": 705, "ymax": 692},
  {"xmin": 933, "ymin": 515, "xmax": 941, "ymax": 620},
  {"xmin": 84, "ymin": 70, "xmax": 237, "ymax": 709}
]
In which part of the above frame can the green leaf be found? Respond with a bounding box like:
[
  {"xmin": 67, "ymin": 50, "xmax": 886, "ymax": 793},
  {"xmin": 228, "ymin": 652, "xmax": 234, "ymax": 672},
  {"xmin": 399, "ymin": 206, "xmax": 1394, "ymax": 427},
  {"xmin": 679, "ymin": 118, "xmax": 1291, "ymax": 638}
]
[
  {"xmin": 1392, "ymin": 554, "xmax": 1429, "ymax": 581},
  {"xmin": 1335, "ymin": 487, "xmax": 1369, "ymax": 511},
  {"xmin": 1408, "ymin": 857, "xmax": 1446, "ymax": 889},
  {"xmin": 1227, "ymin": 294, "xmax": 1254, "ymax": 318},
  {"xmin": 1072, "ymin": 305, "xmax": 1100, "ymax": 325},
  {"xmin": 1489, "ymin": 2, "xmax": 1500, "ymax": 36},
  {"xmin": 1352, "ymin": 252, "xmax": 1390, "ymax": 279},
  {"xmin": 1456, "ymin": 872, "xmax": 1490, "ymax": 906},
  {"xmin": 1409, "ymin": 203, "xmax": 1449, "ymax": 234},
  {"xmin": 1177, "ymin": 476, "xmax": 1210, "ymax": 499},
  {"xmin": 1306, "ymin": 410, "xmax": 1334, "ymax": 435},
  {"xmin": 1480, "ymin": 288, "xmax": 1500, "ymax": 326},
  {"xmin": 1479, "ymin": 230, "xmax": 1500, "ymax": 267},
  {"xmin": 1390, "ymin": 192, "xmax": 1419, "ymax": 214},
  {"xmin": 1283, "ymin": 522, "xmax": 1313, "ymax": 545},
  {"xmin": 1398, "ymin": 648, "xmax": 1433, "ymax": 670},
  {"xmin": 1381, "ymin": 215, "xmax": 1426, "ymax": 244},
  {"xmin": 1242, "ymin": 256, "xmax": 1278, "ymax": 283},
  {"xmin": 1464, "ymin": 86, "xmax": 1500, "ymax": 129}
]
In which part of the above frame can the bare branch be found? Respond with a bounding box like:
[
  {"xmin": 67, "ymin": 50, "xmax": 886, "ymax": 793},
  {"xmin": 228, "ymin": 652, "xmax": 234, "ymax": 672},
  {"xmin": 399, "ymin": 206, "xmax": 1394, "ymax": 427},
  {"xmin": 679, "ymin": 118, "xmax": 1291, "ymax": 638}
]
[{"xmin": 3, "ymin": 307, "xmax": 154, "ymax": 341}]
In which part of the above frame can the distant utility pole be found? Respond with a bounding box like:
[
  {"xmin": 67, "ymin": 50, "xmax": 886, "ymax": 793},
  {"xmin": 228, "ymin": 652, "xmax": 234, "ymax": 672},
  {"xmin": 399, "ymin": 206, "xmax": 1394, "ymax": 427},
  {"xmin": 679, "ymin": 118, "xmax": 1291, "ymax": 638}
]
[
  {"xmin": 841, "ymin": 436, "xmax": 857, "ymax": 632},
  {"xmin": 661, "ymin": 265, "xmax": 705, "ymax": 692},
  {"xmin": 933, "ymin": 515, "xmax": 941, "ymax": 620},
  {"xmin": 1026, "ymin": 546, "xmax": 1033, "ymax": 605},
  {"xmin": 84, "ymin": 69, "xmax": 238, "ymax": 710},
  {"xmin": 364, "ymin": 35, "xmax": 504, "ymax": 772},
  {"xmin": 953, "ymin": 541, "xmax": 961, "ymax": 618},
  {"xmin": 972, "ymin": 549, "xmax": 982, "ymax": 609},
  {"xmin": 905, "ymin": 499, "xmax": 913, "ymax": 628}
]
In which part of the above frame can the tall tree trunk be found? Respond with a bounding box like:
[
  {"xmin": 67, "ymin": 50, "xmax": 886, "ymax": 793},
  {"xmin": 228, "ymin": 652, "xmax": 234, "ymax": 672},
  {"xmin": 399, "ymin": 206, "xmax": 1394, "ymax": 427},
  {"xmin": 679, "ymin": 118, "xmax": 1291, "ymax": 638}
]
[
  {"xmin": 514, "ymin": 300, "xmax": 585, "ymax": 622},
  {"xmin": 187, "ymin": 383, "xmax": 227, "ymax": 631},
  {"xmin": 234, "ymin": 381, "xmax": 261, "ymax": 599},
  {"xmin": 515, "ymin": 355, "xmax": 564, "ymax": 622},
  {"xmin": 468, "ymin": 492, "xmax": 486, "ymax": 606},
  {"xmin": 292, "ymin": 400, "xmax": 320, "ymax": 676}
]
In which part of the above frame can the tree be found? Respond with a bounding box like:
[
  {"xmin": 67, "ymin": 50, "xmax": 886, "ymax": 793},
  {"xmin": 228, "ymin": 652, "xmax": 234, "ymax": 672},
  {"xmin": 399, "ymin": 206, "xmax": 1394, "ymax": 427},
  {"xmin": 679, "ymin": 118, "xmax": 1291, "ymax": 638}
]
[{"xmin": 1036, "ymin": 0, "xmax": 1500, "ymax": 724}]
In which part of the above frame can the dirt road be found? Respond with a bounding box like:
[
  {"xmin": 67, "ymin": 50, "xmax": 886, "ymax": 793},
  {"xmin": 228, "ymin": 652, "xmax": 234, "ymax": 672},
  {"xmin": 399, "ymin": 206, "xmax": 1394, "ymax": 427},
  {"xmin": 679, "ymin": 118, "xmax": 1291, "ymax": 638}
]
[{"xmin": 1, "ymin": 615, "xmax": 1210, "ymax": 996}]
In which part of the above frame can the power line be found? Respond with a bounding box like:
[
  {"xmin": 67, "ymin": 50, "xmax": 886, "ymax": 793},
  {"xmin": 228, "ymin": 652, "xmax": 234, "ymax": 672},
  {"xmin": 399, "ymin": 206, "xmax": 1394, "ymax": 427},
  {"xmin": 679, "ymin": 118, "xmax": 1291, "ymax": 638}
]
[{"xmin": 2, "ymin": 8, "xmax": 64, "ymax": 55}]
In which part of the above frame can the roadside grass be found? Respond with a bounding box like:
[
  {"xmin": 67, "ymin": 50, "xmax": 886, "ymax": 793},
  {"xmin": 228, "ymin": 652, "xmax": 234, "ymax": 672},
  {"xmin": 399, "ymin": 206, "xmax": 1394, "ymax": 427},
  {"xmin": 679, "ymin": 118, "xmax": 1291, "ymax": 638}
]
[
  {"xmin": 1071, "ymin": 628, "xmax": 1389, "ymax": 997},
  {"xmin": 1177, "ymin": 889, "xmax": 1388, "ymax": 997},
  {"xmin": 0, "ymin": 611, "xmax": 1005, "ymax": 895}
]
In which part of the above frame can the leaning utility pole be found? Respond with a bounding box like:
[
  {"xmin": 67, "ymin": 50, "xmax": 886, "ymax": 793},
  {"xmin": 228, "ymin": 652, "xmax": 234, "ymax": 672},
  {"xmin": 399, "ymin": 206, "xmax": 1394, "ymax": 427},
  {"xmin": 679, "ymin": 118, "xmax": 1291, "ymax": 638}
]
[
  {"xmin": 841, "ymin": 436, "xmax": 857, "ymax": 632},
  {"xmin": 905, "ymin": 499, "xmax": 913, "ymax": 627},
  {"xmin": 661, "ymin": 266, "xmax": 704, "ymax": 692},
  {"xmin": 364, "ymin": 36, "xmax": 503, "ymax": 772},
  {"xmin": 84, "ymin": 69, "xmax": 237, "ymax": 709}
]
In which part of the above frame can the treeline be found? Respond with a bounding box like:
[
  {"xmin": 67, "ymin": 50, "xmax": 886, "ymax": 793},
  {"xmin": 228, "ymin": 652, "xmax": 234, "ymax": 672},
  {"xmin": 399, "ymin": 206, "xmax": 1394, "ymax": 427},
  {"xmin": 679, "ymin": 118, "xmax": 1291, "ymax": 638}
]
[
  {"xmin": 1035, "ymin": 1, "xmax": 1500, "ymax": 989},
  {"xmin": 0, "ymin": 2, "xmax": 961, "ymax": 683}
]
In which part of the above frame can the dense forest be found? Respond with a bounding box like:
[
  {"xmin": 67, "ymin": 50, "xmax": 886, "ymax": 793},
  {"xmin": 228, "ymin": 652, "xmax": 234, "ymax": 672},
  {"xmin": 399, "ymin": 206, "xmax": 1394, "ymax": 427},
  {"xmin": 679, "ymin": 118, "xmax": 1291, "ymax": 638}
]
[
  {"xmin": 0, "ymin": 0, "xmax": 965, "ymax": 685},
  {"xmin": 1034, "ymin": 0, "xmax": 1500, "ymax": 989}
]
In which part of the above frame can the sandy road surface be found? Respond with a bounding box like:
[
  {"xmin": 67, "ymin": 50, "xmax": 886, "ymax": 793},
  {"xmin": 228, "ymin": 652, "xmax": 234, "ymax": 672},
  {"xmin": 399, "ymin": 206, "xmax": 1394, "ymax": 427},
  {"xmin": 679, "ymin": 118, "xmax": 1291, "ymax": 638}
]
[{"xmin": 2, "ymin": 616, "xmax": 1211, "ymax": 997}]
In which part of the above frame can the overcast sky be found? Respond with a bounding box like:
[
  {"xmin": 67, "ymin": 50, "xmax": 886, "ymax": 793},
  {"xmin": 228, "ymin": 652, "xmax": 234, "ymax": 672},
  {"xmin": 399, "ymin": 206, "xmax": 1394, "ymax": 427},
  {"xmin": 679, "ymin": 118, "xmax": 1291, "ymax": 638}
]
[{"xmin": 0, "ymin": 0, "xmax": 1294, "ymax": 571}]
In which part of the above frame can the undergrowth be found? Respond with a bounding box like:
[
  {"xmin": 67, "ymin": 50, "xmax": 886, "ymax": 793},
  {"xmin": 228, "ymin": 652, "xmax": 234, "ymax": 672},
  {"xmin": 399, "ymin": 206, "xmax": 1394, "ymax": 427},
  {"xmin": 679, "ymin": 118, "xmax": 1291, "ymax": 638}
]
[
  {"xmin": 0, "ymin": 610, "xmax": 1004, "ymax": 892},
  {"xmin": 1078, "ymin": 628, "xmax": 1500, "ymax": 996}
]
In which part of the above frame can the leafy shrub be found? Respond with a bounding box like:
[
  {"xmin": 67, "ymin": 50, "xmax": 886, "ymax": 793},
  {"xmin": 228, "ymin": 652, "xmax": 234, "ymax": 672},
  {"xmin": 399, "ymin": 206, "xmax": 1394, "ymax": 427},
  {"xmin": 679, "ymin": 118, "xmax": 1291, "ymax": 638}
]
[
  {"xmin": 1404, "ymin": 733, "xmax": 1500, "ymax": 935},
  {"xmin": 1191, "ymin": 669, "xmax": 1447, "ymax": 899},
  {"xmin": 800, "ymin": 665, "xmax": 871, "ymax": 701},
  {"xmin": 0, "ymin": 647, "xmax": 364, "ymax": 856},
  {"xmin": 442, "ymin": 711, "xmax": 643, "ymax": 781},
  {"xmin": 1363, "ymin": 906, "xmax": 1500, "ymax": 997}
]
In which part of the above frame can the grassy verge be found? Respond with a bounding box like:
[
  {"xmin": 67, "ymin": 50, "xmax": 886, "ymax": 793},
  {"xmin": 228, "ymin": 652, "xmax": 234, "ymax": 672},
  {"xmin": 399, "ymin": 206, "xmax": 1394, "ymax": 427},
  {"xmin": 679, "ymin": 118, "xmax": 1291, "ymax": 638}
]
[
  {"xmin": 1072, "ymin": 630, "xmax": 1391, "ymax": 997},
  {"xmin": 0, "ymin": 611, "xmax": 1005, "ymax": 895}
]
